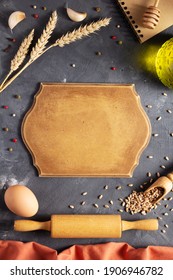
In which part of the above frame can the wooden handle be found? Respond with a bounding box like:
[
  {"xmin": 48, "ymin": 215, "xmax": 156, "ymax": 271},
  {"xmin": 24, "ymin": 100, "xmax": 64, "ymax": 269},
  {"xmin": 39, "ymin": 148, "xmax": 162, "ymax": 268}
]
[
  {"xmin": 154, "ymin": 0, "xmax": 160, "ymax": 7},
  {"xmin": 142, "ymin": 0, "xmax": 160, "ymax": 29},
  {"xmin": 122, "ymin": 219, "xmax": 158, "ymax": 231},
  {"xmin": 166, "ymin": 172, "xmax": 173, "ymax": 182},
  {"xmin": 14, "ymin": 220, "xmax": 51, "ymax": 232}
]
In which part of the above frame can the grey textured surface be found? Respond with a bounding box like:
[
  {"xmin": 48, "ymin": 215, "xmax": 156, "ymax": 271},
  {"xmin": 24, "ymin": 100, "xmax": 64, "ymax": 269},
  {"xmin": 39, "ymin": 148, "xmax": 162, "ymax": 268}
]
[{"xmin": 0, "ymin": 0, "xmax": 173, "ymax": 253}]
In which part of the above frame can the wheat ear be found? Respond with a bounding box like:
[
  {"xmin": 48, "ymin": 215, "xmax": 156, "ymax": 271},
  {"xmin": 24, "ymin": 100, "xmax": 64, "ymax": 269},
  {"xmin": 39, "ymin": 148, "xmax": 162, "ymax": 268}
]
[
  {"xmin": 0, "ymin": 17, "xmax": 111, "ymax": 93},
  {"xmin": 29, "ymin": 11, "xmax": 58, "ymax": 62},
  {"xmin": 53, "ymin": 18, "xmax": 111, "ymax": 47},
  {"xmin": 11, "ymin": 29, "xmax": 35, "ymax": 71},
  {"xmin": 0, "ymin": 11, "xmax": 58, "ymax": 93},
  {"xmin": 0, "ymin": 29, "xmax": 34, "ymax": 89}
]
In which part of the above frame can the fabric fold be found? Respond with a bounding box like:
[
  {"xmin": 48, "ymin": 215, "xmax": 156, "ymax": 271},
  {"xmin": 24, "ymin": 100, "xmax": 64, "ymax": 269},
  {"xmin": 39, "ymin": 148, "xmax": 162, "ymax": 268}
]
[{"xmin": 0, "ymin": 240, "xmax": 173, "ymax": 260}]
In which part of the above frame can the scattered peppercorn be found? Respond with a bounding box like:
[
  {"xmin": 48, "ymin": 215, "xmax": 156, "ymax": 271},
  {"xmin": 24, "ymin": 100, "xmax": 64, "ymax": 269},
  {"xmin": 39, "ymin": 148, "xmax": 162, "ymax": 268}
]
[
  {"xmin": 12, "ymin": 138, "xmax": 17, "ymax": 143},
  {"xmin": 96, "ymin": 51, "xmax": 102, "ymax": 56},
  {"xmin": 11, "ymin": 113, "xmax": 16, "ymax": 117},
  {"xmin": 116, "ymin": 24, "xmax": 121, "ymax": 28},
  {"xmin": 7, "ymin": 38, "xmax": 16, "ymax": 43},
  {"xmin": 3, "ymin": 105, "xmax": 9, "ymax": 109},
  {"xmin": 111, "ymin": 67, "xmax": 117, "ymax": 70},
  {"xmin": 3, "ymin": 127, "xmax": 9, "ymax": 132},
  {"xmin": 117, "ymin": 40, "xmax": 123, "ymax": 45},
  {"xmin": 11, "ymin": 38, "xmax": 16, "ymax": 42},
  {"xmin": 111, "ymin": 36, "xmax": 117, "ymax": 40},
  {"xmin": 8, "ymin": 148, "xmax": 13, "ymax": 152},
  {"xmin": 32, "ymin": 5, "xmax": 37, "ymax": 9},
  {"xmin": 14, "ymin": 94, "xmax": 21, "ymax": 99},
  {"xmin": 94, "ymin": 7, "xmax": 101, "ymax": 12},
  {"xmin": 33, "ymin": 14, "xmax": 39, "ymax": 19},
  {"xmin": 42, "ymin": 6, "xmax": 47, "ymax": 11},
  {"xmin": 3, "ymin": 45, "xmax": 11, "ymax": 52}
]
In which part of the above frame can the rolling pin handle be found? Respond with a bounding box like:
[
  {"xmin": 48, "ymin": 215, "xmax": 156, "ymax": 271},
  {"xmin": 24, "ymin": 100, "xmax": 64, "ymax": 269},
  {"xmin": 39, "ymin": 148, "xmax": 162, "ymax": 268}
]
[
  {"xmin": 122, "ymin": 219, "xmax": 158, "ymax": 232},
  {"xmin": 14, "ymin": 220, "xmax": 51, "ymax": 232}
]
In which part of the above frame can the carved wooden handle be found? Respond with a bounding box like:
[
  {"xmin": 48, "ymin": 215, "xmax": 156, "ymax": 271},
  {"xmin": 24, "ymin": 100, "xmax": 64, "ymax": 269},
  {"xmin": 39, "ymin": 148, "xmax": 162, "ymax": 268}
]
[
  {"xmin": 142, "ymin": 0, "xmax": 160, "ymax": 29},
  {"xmin": 122, "ymin": 219, "xmax": 158, "ymax": 231},
  {"xmin": 154, "ymin": 0, "xmax": 160, "ymax": 7},
  {"xmin": 14, "ymin": 220, "xmax": 51, "ymax": 232}
]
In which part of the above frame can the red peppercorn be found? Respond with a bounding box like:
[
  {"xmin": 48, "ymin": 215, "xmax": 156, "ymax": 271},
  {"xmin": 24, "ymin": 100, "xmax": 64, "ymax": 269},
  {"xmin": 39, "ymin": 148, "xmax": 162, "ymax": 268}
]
[
  {"xmin": 12, "ymin": 138, "xmax": 17, "ymax": 143},
  {"xmin": 3, "ymin": 45, "xmax": 11, "ymax": 52},
  {"xmin": 3, "ymin": 105, "xmax": 9, "ymax": 109},
  {"xmin": 3, "ymin": 127, "xmax": 9, "ymax": 132},
  {"xmin": 111, "ymin": 67, "xmax": 117, "ymax": 70},
  {"xmin": 111, "ymin": 36, "xmax": 117, "ymax": 40},
  {"xmin": 33, "ymin": 14, "xmax": 39, "ymax": 19}
]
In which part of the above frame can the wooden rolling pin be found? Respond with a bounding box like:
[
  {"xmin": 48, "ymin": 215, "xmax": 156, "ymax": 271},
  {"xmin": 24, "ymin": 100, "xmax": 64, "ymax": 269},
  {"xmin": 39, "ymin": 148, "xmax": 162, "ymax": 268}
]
[{"xmin": 14, "ymin": 215, "xmax": 158, "ymax": 238}]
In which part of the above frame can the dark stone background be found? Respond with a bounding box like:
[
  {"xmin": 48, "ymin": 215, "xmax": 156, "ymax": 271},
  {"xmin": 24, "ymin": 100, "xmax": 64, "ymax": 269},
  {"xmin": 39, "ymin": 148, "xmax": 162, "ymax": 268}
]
[{"xmin": 0, "ymin": 0, "xmax": 173, "ymax": 253}]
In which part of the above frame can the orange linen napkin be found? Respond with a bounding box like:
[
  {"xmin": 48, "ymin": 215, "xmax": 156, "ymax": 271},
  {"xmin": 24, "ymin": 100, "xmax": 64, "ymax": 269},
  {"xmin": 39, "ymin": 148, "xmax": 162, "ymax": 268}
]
[{"xmin": 1, "ymin": 241, "xmax": 173, "ymax": 260}]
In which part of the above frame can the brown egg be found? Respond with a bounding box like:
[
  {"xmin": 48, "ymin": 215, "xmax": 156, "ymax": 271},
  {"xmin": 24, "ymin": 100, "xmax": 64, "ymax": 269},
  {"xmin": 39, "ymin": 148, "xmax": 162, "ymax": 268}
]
[{"xmin": 4, "ymin": 184, "xmax": 39, "ymax": 217}]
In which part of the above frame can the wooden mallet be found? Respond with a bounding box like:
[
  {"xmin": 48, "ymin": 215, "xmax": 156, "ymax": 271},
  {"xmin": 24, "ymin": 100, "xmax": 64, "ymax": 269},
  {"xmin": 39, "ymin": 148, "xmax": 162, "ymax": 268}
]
[{"xmin": 142, "ymin": 0, "xmax": 161, "ymax": 29}]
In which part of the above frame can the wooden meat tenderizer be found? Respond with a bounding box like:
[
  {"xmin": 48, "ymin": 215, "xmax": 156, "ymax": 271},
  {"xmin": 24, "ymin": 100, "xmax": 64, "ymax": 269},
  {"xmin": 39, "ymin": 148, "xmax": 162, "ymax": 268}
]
[
  {"xmin": 14, "ymin": 215, "xmax": 158, "ymax": 238},
  {"xmin": 142, "ymin": 0, "xmax": 160, "ymax": 29}
]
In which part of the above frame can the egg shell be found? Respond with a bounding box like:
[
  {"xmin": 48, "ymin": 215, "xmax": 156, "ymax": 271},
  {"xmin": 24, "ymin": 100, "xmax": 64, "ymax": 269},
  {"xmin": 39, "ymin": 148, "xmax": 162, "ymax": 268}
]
[{"xmin": 4, "ymin": 184, "xmax": 39, "ymax": 217}]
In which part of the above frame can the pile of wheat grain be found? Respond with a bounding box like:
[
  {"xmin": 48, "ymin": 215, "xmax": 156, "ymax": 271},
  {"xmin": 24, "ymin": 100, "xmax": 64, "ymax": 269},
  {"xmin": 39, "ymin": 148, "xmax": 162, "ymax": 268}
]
[{"xmin": 124, "ymin": 187, "xmax": 163, "ymax": 215}]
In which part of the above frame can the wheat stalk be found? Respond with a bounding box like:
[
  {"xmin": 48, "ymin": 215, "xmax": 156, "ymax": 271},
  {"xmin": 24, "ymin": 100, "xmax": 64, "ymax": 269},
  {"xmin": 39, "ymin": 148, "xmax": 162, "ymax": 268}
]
[
  {"xmin": 0, "ymin": 16, "xmax": 111, "ymax": 93},
  {"xmin": 0, "ymin": 29, "xmax": 34, "ymax": 89},
  {"xmin": 53, "ymin": 18, "xmax": 111, "ymax": 47},
  {"xmin": 29, "ymin": 11, "xmax": 58, "ymax": 62}
]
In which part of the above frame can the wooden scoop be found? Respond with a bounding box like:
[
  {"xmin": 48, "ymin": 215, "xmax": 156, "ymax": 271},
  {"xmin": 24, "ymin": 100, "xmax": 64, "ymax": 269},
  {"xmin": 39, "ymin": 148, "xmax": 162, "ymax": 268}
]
[
  {"xmin": 144, "ymin": 172, "xmax": 173, "ymax": 204},
  {"xmin": 14, "ymin": 214, "xmax": 158, "ymax": 238},
  {"xmin": 142, "ymin": 0, "xmax": 160, "ymax": 29}
]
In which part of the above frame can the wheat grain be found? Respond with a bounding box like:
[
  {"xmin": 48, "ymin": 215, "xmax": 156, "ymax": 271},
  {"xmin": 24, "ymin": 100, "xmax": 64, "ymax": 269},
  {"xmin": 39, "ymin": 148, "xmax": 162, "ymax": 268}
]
[
  {"xmin": 81, "ymin": 192, "xmax": 88, "ymax": 196},
  {"xmin": 104, "ymin": 204, "xmax": 110, "ymax": 208},
  {"xmin": 93, "ymin": 203, "xmax": 99, "ymax": 208},
  {"xmin": 11, "ymin": 29, "xmax": 34, "ymax": 71},
  {"xmin": 81, "ymin": 201, "xmax": 86, "ymax": 205},
  {"xmin": 53, "ymin": 18, "xmax": 111, "ymax": 47},
  {"xmin": 124, "ymin": 188, "xmax": 164, "ymax": 214},
  {"xmin": 29, "ymin": 11, "xmax": 58, "ymax": 62}
]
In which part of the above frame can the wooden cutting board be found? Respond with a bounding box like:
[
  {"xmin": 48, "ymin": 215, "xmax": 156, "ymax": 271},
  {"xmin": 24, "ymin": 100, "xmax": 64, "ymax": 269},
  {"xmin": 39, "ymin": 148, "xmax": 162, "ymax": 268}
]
[{"xmin": 22, "ymin": 83, "xmax": 151, "ymax": 177}]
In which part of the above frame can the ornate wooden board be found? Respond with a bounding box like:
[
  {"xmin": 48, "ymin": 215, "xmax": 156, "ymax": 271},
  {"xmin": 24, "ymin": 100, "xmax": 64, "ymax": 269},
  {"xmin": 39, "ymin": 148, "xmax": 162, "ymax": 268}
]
[{"xmin": 22, "ymin": 83, "xmax": 151, "ymax": 177}]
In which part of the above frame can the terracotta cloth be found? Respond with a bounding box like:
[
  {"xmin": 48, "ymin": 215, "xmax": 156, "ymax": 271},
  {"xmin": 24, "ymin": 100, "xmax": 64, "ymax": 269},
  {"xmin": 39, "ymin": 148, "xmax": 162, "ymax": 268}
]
[{"xmin": 0, "ymin": 241, "xmax": 173, "ymax": 260}]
